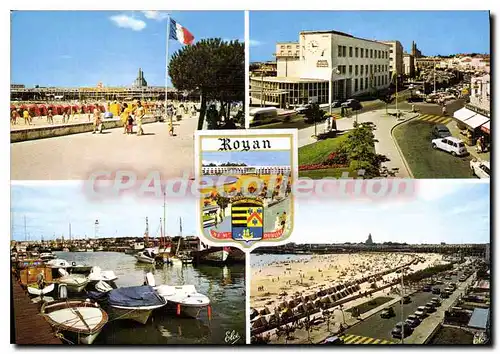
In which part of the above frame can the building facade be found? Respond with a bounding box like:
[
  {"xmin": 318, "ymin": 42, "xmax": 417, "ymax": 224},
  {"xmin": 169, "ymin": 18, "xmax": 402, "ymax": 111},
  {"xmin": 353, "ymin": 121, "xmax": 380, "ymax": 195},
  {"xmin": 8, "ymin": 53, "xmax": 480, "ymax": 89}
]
[
  {"xmin": 403, "ymin": 53, "xmax": 415, "ymax": 77},
  {"xmin": 250, "ymin": 30, "xmax": 391, "ymax": 107},
  {"xmin": 202, "ymin": 165, "xmax": 291, "ymax": 175},
  {"xmin": 380, "ymin": 40, "xmax": 403, "ymax": 75}
]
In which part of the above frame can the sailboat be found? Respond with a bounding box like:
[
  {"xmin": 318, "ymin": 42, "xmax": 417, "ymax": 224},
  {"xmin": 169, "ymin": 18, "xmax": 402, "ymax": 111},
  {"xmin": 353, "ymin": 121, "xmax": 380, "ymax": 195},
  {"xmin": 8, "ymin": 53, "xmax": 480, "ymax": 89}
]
[
  {"xmin": 135, "ymin": 217, "xmax": 158, "ymax": 264},
  {"xmin": 171, "ymin": 217, "xmax": 193, "ymax": 265}
]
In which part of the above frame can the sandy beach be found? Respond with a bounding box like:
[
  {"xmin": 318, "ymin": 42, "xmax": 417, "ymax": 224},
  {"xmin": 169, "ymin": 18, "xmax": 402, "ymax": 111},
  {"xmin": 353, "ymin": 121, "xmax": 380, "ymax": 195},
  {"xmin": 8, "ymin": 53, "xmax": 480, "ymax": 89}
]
[{"xmin": 250, "ymin": 252, "xmax": 445, "ymax": 343}]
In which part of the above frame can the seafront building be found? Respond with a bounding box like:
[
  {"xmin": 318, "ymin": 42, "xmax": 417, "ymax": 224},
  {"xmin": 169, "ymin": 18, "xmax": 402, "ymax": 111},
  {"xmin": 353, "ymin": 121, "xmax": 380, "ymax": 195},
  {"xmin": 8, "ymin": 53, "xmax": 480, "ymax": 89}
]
[
  {"xmin": 202, "ymin": 165, "xmax": 292, "ymax": 175},
  {"xmin": 379, "ymin": 40, "xmax": 404, "ymax": 77},
  {"xmin": 250, "ymin": 30, "xmax": 392, "ymax": 107}
]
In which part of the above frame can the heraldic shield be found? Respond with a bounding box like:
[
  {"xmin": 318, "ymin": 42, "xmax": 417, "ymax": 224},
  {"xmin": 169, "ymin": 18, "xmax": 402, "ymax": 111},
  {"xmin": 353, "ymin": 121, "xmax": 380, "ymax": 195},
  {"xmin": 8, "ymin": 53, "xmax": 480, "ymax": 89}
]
[{"xmin": 231, "ymin": 198, "xmax": 264, "ymax": 242}]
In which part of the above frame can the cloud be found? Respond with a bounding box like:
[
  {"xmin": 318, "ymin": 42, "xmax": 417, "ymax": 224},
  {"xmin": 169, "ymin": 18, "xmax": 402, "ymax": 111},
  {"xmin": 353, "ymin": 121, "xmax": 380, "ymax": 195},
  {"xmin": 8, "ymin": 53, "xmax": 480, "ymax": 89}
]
[
  {"xmin": 416, "ymin": 179, "xmax": 462, "ymax": 201},
  {"xmin": 249, "ymin": 39, "xmax": 263, "ymax": 46},
  {"xmin": 110, "ymin": 14, "xmax": 146, "ymax": 31},
  {"xmin": 142, "ymin": 11, "xmax": 168, "ymax": 21}
]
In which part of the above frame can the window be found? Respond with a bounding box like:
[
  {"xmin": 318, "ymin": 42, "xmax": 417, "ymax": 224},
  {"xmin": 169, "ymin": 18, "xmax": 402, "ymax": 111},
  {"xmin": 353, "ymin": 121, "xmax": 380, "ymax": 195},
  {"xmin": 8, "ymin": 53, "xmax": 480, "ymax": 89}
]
[
  {"xmin": 349, "ymin": 65, "xmax": 353, "ymax": 75},
  {"xmin": 288, "ymin": 51, "xmax": 292, "ymax": 55},
  {"xmin": 360, "ymin": 65, "xmax": 364, "ymax": 75},
  {"xmin": 370, "ymin": 64, "xmax": 373, "ymax": 73},
  {"xmin": 355, "ymin": 65, "xmax": 358, "ymax": 75},
  {"xmin": 355, "ymin": 79, "xmax": 358, "ymax": 92},
  {"xmin": 355, "ymin": 47, "xmax": 359, "ymax": 57},
  {"xmin": 370, "ymin": 49, "xmax": 373, "ymax": 58},
  {"xmin": 342, "ymin": 46, "xmax": 346, "ymax": 57},
  {"xmin": 390, "ymin": 57, "xmax": 393, "ymax": 61},
  {"xmin": 281, "ymin": 45, "xmax": 285, "ymax": 49},
  {"xmin": 365, "ymin": 77, "xmax": 368, "ymax": 88},
  {"xmin": 366, "ymin": 48, "xmax": 369, "ymax": 57},
  {"xmin": 287, "ymin": 45, "xmax": 291, "ymax": 49},
  {"xmin": 390, "ymin": 49, "xmax": 394, "ymax": 54},
  {"xmin": 360, "ymin": 79, "xmax": 364, "ymax": 90},
  {"xmin": 365, "ymin": 64, "xmax": 368, "ymax": 74},
  {"xmin": 349, "ymin": 46, "xmax": 353, "ymax": 57},
  {"xmin": 360, "ymin": 48, "xmax": 364, "ymax": 58},
  {"xmin": 338, "ymin": 45, "xmax": 342, "ymax": 57},
  {"xmin": 342, "ymin": 65, "xmax": 347, "ymax": 74}
]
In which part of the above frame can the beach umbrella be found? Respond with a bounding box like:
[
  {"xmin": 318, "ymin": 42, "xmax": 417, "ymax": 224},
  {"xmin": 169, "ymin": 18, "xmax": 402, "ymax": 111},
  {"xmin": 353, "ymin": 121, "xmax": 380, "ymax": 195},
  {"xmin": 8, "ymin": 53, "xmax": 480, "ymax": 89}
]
[{"xmin": 27, "ymin": 104, "xmax": 39, "ymax": 117}]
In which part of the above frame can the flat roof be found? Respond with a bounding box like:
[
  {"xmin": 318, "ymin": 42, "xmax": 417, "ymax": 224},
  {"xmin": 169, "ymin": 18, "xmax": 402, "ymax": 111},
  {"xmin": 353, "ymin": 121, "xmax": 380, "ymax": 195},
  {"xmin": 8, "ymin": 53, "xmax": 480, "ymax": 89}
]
[
  {"xmin": 468, "ymin": 308, "xmax": 489, "ymax": 330},
  {"xmin": 251, "ymin": 76, "xmax": 327, "ymax": 83},
  {"xmin": 300, "ymin": 30, "xmax": 391, "ymax": 47}
]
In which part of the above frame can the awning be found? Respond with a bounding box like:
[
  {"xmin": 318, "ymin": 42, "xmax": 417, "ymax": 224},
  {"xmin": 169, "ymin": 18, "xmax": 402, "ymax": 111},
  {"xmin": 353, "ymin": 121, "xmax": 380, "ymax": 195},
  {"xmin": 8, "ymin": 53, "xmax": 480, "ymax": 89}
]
[
  {"xmin": 481, "ymin": 121, "xmax": 490, "ymax": 134},
  {"xmin": 453, "ymin": 107, "xmax": 477, "ymax": 123},
  {"xmin": 463, "ymin": 114, "xmax": 490, "ymax": 129}
]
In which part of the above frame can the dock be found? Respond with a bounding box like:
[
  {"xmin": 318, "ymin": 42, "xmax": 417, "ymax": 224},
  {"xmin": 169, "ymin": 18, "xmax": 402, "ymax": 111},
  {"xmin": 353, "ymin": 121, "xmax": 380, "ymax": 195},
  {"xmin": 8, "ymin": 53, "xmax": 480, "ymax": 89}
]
[{"xmin": 11, "ymin": 275, "xmax": 62, "ymax": 344}]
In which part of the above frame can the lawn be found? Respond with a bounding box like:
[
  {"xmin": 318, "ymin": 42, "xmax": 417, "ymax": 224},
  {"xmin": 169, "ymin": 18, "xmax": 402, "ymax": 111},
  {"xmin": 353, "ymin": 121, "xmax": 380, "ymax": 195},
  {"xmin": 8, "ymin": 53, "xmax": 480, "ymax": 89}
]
[
  {"xmin": 346, "ymin": 297, "xmax": 393, "ymax": 315},
  {"xmin": 393, "ymin": 120, "xmax": 474, "ymax": 178},
  {"xmin": 298, "ymin": 134, "xmax": 349, "ymax": 165},
  {"xmin": 428, "ymin": 326, "xmax": 474, "ymax": 345},
  {"xmin": 298, "ymin": 168, "xmax": 353, "ymax": 179},
  {"xmin": 253, "ymin": 115, "xmax": 314, "ymax": 130}
]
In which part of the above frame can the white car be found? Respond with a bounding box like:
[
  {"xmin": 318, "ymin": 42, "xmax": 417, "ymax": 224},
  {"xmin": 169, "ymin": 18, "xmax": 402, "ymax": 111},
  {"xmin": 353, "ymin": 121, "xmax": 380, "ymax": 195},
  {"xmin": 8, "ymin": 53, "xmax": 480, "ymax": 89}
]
[
  {"xmin": 431, "ymin": 137, "xmax": 468, "ymax": 156},
  {"xmin": 470, "ymin": 159, "xmax": 490, "ymax": 178}
]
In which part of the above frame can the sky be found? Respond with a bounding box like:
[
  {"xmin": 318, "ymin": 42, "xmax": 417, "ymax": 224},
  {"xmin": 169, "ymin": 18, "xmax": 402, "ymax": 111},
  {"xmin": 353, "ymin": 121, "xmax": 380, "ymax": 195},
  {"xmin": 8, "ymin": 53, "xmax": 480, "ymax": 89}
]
[
  {"xmin": 11, "ymin": 182, "xmax": 197, "ymax": 240},
  {"xmin": 291, "ymin": 180, "xmax": 490, "ymax": 245},
  {"xmin": 250, "ymin": 11, "xmax": 490, "ymax": 62},
  {"xmin": 11, "ymin": 10, "xmax": 244, "ymax": 87},
  {"xmin": 202, "ymin": 151, "xmax": 291, "ymax": 166},
  {"xmin": 11, "ymin": 180, "xmax": 489, "ymax": 244}
]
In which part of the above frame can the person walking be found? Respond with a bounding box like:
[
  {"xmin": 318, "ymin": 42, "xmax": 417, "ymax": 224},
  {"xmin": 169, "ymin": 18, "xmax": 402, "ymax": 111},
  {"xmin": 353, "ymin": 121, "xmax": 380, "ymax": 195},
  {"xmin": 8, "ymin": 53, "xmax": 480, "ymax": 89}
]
[
  {"xmin": 92, "ymin": 104, "xmax": 102, "ymax": 134},
  {"xmin": 23, "ymin": 108, "xmax": 31, "ymax": 125},
  {"xmin": 47, "ymin": 107, "xmax": 53, "ymax": 125},
  {"xmin": 135, "ymin": 100, "xmax": 145, "ymax": 136},
  {"xmin": 442, "ymin": 105, "xmax": 447, "ymax": 116},
  {"xmin": 11, "ymin": 110, "xmax": 17, "ymax": 125},
  {"xmin": 120, "ymin": 103, "xmax": 129, "ymax": 134}
]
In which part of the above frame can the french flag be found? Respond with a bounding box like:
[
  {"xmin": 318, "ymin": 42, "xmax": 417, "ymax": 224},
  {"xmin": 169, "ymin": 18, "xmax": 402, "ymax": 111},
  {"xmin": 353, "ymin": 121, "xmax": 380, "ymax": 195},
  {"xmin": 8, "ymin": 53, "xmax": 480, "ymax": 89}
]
[{"xmin": 169, "ymin": 18, "xmax": 194, "ymax": 45}]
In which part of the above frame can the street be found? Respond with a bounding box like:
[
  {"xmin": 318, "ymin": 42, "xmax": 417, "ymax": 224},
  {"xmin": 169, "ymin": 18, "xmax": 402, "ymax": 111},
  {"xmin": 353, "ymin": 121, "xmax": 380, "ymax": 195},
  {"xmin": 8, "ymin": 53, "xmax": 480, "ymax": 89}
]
[
  {"xmin": 11, "ymin": 117, "xmax": 198, "ymax": 180},
  {"xmin": 342, "ymin": 271, "xmax": 467, "ymax": 344}
]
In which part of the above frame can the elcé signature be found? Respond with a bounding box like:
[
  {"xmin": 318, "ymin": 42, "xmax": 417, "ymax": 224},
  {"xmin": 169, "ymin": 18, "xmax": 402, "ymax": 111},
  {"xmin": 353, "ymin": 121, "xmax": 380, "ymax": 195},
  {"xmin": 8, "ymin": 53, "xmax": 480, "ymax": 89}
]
[{"xmin": 224, "ymin": 330, "xmax": 241, "ymax": 344}]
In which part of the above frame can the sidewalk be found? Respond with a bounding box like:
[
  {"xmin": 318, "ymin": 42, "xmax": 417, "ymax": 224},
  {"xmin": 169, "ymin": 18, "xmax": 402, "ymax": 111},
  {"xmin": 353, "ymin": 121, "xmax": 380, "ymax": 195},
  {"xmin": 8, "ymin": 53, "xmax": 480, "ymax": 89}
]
[{"xmin": 447, "ymin": 121, "xmax": 490, "ymax": 162}]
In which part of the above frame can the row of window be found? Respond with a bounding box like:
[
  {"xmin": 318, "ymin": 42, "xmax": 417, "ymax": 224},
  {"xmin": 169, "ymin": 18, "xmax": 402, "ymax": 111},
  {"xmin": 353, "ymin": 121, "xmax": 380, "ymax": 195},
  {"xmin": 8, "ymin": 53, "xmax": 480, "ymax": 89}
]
[
  {"xmin": 338, "ymin": 45, "xmax": 388, "ymax": 59},
  {"xmin": 354, "ymin": 75, "xmax": 389, "ymax": 92},
  {"xmin": 280, "ymin": 44, "xmax": 300, "ymax": 50},
  {"xmin": 337, "ymin": 64, "xmax": 389, "ymax": 76}
]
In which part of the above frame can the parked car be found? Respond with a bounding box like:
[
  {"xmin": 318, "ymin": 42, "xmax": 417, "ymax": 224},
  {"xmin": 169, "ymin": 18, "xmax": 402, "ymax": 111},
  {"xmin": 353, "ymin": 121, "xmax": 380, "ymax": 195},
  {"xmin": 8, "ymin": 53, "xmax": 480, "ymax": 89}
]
[
  {"xmin": 381, "ymin": 307, "xmax": 396, "ymax": 319},
  {"xmin": 431, "ymin": 137, "xmax": 468, "ymax": 156},
  {"xmin": 392, "ymin": 322, "xmax": 413, "ymax": 339},
  {"xmin": 440, "ymin": 291, "xmax": 450, "ymax": 299},
  {"xmin": 341, "ymin": 98, "xmax": 362, "ymax": 110},
  {"xmin": 422, "ymin": 285, "xmax": 432, "ymax": 292},
  {"xmin": 321, "ymin": 336, "xmax": 344, "ymax": 345},
  {"xmin": 431, "ymin": 298, "xmax": 442, "ymax": 306},
  {"xmin": 432, "ymin": 124, "xmax": 452, "ymax": 138},
  {"xmin": 459, "ymin": 276, "xmax": 467, "ymax": 282},
  {"xmin": 405, "ymin": 315, "xmax": 421, "ymax": 328},
  {"xmin": 432, "ymin": 287, "xmax": 441, "ymax": 295},
  {"xmin": 415, "ymin": 306, "xmax": 427, "ymax": 319},
  {"xmin": 470, "ymin": 159, "xmax": 490, "ymax": 179},
  {"xmin": 425, "ymin": 302, "xmax": 436, "ymax": 313},
  {"xmin": 295, "ymin": 104, "xmax": 311, "ymax": 114},
  {"xmin": 402, "ymin": 295, "xmax": 411, "ymax": 304},
  {"xmin": 331, "ymin": 100, "xmax": 342, "ymax": 108}
]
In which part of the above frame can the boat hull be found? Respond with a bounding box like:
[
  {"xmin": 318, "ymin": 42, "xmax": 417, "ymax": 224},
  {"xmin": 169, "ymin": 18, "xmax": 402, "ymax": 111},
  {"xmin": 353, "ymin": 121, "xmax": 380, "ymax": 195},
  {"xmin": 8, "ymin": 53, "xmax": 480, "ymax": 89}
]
[
  {"xmin": 27, "ymin": 283, "xmax": 55, "ymax": 296},
  {"xmin": 193, "ymin": 248, "xmax": 230, "ymax": 265},
  {"xmin": 109, "ymin": 306, "xmax": 154, "ymax": 324}
]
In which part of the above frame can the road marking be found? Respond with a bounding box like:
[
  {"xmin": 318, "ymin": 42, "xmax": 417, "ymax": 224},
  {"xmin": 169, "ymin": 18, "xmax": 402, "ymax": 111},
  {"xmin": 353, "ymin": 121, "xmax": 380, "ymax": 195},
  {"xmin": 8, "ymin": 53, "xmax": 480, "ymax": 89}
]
[
  {"xmin": 441, "ymin": 118, "xmax": 452, "ymax": 125},
  {"xmin": 427, "ymin": 116, "xmax": 443, "ymax": 123},
  {"xmin": 341, "ymin": 334, "xmax": 394, "ymax": 344}
]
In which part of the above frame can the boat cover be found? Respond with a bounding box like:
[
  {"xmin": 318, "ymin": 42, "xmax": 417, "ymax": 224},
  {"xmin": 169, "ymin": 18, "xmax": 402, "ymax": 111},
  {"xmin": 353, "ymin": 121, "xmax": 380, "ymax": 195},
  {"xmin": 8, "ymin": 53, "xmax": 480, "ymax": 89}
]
[{"xmin": 109, "ymin": 285, "xmax": 165, "ymax": 307}]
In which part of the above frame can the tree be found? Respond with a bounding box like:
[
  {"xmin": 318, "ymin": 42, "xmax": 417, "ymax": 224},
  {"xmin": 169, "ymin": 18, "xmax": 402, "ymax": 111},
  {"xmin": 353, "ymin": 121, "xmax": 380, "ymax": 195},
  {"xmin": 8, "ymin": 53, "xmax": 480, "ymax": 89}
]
[
  {"xmin": 169, "ymin": 39, "xmax": 244, "ymax": 130},
  {"xmin": 304, "ymin": 102, "xmax": 326, "ymax": 136}
]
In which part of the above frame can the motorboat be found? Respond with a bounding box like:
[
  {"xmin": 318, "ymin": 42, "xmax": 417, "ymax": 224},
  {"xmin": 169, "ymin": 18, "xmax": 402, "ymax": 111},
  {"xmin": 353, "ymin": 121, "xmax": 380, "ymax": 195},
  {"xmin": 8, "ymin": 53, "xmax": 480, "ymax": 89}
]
[
  {"xmin": 108, "ymin": 285, "xmax": 167, "ymax": 324},
  {"xmin": 135, "ymin": 248, "xmax": 157, "ymax": 264},
  {"xmin": 95, "ymin": 280, "xmax": 113, "ymax": 293},
  {"xmin": 39, "ymin": 250, "xmax": 56, "ymax": 261},
  {"xmin": 88, "ymin": 266, "xmax": 118, "ymax": 283},
  {"xmin": 47, "ymin": 259, "xmax": 72, "ymax": 269},
  {"xmin": 27, "ymin": 283, "xmax": 55, "ymax": 296},
  {"xmin": 145, "ymin": 273, "xmax": 210, "ymax": 319},
  {"xmin": 41, "ymin": 300, "xmax": 108, "ymax": 344},
  {"xmin": 58, "ymin": 269, "xmax": 89, "ymax": 293}
]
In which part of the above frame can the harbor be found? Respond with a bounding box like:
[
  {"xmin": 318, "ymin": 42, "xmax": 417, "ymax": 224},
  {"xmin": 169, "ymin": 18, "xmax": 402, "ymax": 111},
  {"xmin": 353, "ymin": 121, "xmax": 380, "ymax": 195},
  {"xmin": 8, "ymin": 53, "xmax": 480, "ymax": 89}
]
[{"xmin": 11, "ymin": 250, "xmax": 245, "ymax": 345}]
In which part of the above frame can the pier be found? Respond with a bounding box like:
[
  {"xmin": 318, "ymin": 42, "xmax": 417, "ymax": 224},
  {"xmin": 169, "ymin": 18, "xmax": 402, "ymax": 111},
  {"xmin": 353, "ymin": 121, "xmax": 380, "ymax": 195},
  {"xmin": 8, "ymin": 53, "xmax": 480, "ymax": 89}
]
[{"xmin": 11, "ymin": 275, "xmax": 61, "ymax": 344}]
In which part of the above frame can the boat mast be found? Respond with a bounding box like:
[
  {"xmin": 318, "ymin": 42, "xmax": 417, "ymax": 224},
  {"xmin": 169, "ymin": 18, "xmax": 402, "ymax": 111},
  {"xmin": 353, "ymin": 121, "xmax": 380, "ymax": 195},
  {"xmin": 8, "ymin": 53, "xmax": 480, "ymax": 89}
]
[
  {"xmin": 24, "ymin": 215, "xmax": 27, "ymax": 242},
  {"xmin": 176, "ymin": 217, "xmax": 182, "ymax": 255},
  {"xmin": 160, "ymin": 217, "xmax": 163, "ymax": 249},
  {"xmin": 163, "ymin": 191, "xmax": 167, "ymax": 242},
  {"xmin": 144, "ymin": 217, "xmax": 149, "ymax": 247}
]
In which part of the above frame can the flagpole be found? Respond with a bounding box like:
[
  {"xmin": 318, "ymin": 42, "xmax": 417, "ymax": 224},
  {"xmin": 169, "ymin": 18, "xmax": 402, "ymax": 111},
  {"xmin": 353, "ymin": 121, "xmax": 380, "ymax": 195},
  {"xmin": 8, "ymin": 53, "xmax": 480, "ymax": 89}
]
[{"xmin": 165, "ymin": 14, "xmax": 170, "ymax": 121}]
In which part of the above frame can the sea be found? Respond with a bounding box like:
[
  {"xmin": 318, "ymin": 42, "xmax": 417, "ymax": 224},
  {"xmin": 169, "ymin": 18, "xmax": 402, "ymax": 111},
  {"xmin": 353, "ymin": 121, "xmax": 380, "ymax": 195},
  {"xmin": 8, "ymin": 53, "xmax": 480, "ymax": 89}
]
[{"xmin": 54, "ymin": 252, "xmax": 245, "ymax": 345}]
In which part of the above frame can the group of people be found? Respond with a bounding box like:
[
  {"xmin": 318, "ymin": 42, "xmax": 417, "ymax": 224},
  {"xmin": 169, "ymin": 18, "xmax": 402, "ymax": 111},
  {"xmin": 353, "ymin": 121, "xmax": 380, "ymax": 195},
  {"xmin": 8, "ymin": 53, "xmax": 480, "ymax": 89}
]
[
  {"xmin": 116, "ymin": 100, "xmax": 146, "ymax": 136},
  {"xmin": 476, "ymin": 135, "xmax": 488, "ymax": 153}
]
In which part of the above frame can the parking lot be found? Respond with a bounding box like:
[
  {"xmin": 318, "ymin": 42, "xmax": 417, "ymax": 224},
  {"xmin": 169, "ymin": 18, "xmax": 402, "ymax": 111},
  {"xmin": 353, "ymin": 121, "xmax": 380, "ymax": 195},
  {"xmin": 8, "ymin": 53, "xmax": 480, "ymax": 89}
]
[{"xmin": 342, "ymin": 271, "xmax": 468, "ymax": 343}]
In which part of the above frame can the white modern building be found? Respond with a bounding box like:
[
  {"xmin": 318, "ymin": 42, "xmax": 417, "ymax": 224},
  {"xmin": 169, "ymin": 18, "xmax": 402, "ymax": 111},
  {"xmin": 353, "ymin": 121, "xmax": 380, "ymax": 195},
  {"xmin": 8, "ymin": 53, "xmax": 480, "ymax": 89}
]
[
  {"xmin": 202, "ymin": 165, "xmax": 291, "ymax": 176},
  {"xmin": 250, "ymin": 30, "xmax": 391, "ymax": 107},
  {"xmin": 379, "ymin": 40, "xmax": 403, "ymax": 76}
]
